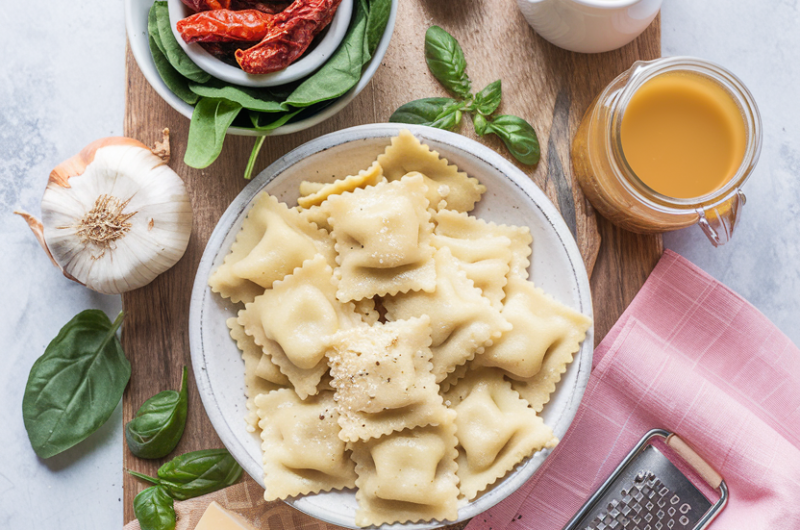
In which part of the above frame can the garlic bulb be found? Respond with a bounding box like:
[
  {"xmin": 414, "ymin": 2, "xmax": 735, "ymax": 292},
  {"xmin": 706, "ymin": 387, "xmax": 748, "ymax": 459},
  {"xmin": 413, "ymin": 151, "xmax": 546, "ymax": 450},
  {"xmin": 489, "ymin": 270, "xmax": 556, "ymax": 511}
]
[{"xmin": 16, "ymin": 130, "xmax": 193, "ymax": 294}]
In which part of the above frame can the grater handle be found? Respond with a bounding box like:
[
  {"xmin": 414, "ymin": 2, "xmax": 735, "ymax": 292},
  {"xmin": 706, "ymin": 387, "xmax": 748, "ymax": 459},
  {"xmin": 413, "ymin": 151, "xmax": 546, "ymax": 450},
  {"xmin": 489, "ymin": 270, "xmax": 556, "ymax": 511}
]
[{"xmin": 666, "ymin": 434, "xmax": 723, "ymax": 490}]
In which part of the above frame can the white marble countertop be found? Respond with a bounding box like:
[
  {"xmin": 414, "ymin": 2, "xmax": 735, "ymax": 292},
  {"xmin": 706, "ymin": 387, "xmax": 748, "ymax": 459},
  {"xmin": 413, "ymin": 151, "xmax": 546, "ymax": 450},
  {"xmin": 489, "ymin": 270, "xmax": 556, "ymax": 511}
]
[{"xmin": 2, "ymin": 1, "xmax": 798, "ymax": 528}]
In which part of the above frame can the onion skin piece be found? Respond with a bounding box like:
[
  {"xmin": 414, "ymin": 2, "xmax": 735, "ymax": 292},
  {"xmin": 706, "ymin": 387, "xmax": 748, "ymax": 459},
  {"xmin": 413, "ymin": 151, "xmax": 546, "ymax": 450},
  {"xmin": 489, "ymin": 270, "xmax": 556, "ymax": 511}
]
[{"xmin": 13, "ymin": 210, "xmax": 82, "ymax": 284}]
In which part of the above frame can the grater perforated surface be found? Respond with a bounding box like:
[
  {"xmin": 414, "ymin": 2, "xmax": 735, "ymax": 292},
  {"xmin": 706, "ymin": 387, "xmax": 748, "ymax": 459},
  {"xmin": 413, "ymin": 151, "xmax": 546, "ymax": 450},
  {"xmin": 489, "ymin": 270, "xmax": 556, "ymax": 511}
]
[{"xmin": 578, "ymin": 446, "xmax": 712, "ymax": 530}]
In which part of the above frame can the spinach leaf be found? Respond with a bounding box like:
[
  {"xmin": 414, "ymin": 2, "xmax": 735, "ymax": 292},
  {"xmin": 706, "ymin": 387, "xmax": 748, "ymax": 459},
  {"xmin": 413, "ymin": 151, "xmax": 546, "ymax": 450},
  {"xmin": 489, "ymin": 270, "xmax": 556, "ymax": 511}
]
[
  {"xmin": 184, "ymin": 98, "xmax": 243, "ymax": 169},
  {"xmin": 249, "ymin": 108, "xmax": 303, "ymax": 131},
  {"xmin": 282, "ymin": 0, "xmax": 369, "ymax": 108},
  {"xmin": 424, "ymin": 26, "xmax": 471, "ymax": 98},
  {"xmin": 152, "ymin": 1, "xmax": 211, "ymax": 84},
  {"xmin": 157, "ymin": 449, "xmax": 243, "ymax": 500},
  {"xmin": 149, "ymin": 37, "xmax": 198, "ymax": 105},
  {"xmin": 148, "ymin": 2, "xmax": 166, "ymax": 56},
  {"xmin": 364, "ymin": 0, "xmax": 392, "ymax": 60},
  {"xmin": 23, "ymin": 311, "xmax": 129, "ymax": 459},
  {"xmin": 125, "ymin": 367, "xmax": 188, "ymax": 459},
  {"xmin": 134, "ymin": 486, "xmax": 176, "ymax": 530},
  {"xmin": 473, "ymin": 80, "xmax": 502, "ymax": 116},
  {"xmin": 390, "ymin": 97, "xmax": 464, "ymax": 131},
  {"xmin": 188, "ymin": 82, "xmax": 284, "ymax": 113},
  {"xmin": 485, "ymin": 114, "xmax": 541, "ymax": 165}
]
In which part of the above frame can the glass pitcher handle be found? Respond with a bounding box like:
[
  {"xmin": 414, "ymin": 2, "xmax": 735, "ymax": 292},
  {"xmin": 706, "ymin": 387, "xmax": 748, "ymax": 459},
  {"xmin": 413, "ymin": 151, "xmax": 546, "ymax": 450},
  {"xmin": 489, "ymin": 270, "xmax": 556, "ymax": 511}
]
[{"xmin": 697, "ymin": 189, "xmax": 746, "ymax": 247}]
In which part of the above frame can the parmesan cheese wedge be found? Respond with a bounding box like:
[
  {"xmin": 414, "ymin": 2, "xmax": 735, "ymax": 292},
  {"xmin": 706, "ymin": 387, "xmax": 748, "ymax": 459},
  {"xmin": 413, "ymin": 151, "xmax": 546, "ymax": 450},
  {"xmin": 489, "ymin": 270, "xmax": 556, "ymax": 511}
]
[{"xmin": 194, "ymin": 502, "xmax": 258, "ymax": 530}]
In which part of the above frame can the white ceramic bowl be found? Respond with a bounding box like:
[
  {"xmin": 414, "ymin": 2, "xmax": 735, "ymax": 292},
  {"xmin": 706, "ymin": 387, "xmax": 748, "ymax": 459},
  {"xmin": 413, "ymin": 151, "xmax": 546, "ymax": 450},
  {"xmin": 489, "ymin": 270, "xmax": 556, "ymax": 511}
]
[
  {"xmin": 189, "ymin": 124, "xmax": 595, "ymax": 529},
  {"xmin": 517, "ymin": 0, "xmax": 661, "ymax": 54},
  {"xmin": 124, "ymin": 0, "xmax": 397, "ymax": 136},
  {"xmin": 167, "ymin": 0, "xmax": 353, "ymax": 87}
]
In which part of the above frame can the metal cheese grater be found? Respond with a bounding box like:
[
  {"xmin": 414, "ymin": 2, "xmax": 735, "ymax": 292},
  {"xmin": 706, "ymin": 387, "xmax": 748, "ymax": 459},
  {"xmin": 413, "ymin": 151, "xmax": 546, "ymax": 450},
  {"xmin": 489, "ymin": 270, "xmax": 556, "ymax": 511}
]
[{"xmin": 563, "ymin": 429, "xmax": 728, "ymax": 530}]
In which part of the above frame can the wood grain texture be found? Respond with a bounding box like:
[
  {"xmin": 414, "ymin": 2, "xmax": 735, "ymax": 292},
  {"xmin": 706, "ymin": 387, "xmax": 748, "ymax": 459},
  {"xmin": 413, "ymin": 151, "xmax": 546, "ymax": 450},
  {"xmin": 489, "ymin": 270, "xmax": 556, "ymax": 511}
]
[{"xmin": 123, "ymin": 1, "xmax": 662, "ymax": 524}]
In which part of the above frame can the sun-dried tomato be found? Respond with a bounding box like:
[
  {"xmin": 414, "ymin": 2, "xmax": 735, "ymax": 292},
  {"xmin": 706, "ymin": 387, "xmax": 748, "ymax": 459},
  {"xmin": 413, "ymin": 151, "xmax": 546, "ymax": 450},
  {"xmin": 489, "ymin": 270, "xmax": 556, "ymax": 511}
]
[
  {"xmin": 200, "ymin": 41, "xmax": 259, "ymax": 66},
  {"xmin": 235, "ymin": 0, "xmax": 342, "ymax": 75},
  {"xmin": 177, "ymin": 9, "xmax": 276, "ymax": 43},
  {"xmin": 180, "ymin": 0, "xmax": 230, "ymax": 11},
  {"xmin": 181, "ymin": 0, "xmax": 289, "ymax": 14}
]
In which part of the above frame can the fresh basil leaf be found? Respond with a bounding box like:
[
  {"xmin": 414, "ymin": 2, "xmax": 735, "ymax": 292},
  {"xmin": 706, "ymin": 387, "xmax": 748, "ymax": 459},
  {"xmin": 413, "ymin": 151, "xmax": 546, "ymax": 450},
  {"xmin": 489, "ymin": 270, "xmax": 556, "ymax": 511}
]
[
  {"xmin": 473, "ymin": 80, "xmax": 502, "ymax": 116},
  {"xmin": 153, "ymin": 1, "xmax": 211, "ymax": 84},
  {"xmin": 389, "ymin": 97, "xmax": 458, "ymax": 126},
  {"xmin": 188, "ymin": 82, "xmax": 284, "ymax": 113},
  {"xmin": 157, "ymin": 449, "xmax": 243, "ymax": 500},
  {"xmin": 486, "ymin": 114, "xmax": 541, "ymax": 165},
  {"xmin": 184, "ymin": 98, "xmax": 243, "ymax": 169},
  {"xmin": 125, "ymin": 367, "xmax": 188, "ymax": 460},
  {"xmin": 473, "ymin": 112, "xmax": 489, "ymax": 136},
  {"xmin": 364, "ymin": 0, "xmax": 392, "ymax": 60},
  {"xmin": 424, "ymin": 26, "xmax": 471, "ymax": 98},
  {"xmin": 149, "ymin": 37, "xmax": 198, "ymax": 105},
  {"xmin": 283, "ymin": 0, "xmax": 370, "ymax": 108},
  {"xmin": 22, "ymin": 311, "xmax": 129, "ymax": 459},
  {"xmin": 134, "ymin": 486, "xmax": 176, "ymax": 530}
]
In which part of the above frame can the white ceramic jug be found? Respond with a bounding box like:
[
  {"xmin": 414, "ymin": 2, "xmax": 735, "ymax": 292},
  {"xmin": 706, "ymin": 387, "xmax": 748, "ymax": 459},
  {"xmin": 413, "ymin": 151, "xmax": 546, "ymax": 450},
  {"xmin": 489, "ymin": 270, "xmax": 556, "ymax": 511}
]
[{"xmin": 518, "ymin": 0, "xmax": 662, "ymax": 54}]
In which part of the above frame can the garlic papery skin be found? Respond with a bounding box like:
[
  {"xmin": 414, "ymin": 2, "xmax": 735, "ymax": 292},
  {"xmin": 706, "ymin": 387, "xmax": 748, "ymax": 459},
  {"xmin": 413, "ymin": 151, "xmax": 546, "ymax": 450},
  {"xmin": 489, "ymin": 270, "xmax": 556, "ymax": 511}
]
[{"xmin": 17, "ymin": 132, "xmax": 193, "ymax": 295}]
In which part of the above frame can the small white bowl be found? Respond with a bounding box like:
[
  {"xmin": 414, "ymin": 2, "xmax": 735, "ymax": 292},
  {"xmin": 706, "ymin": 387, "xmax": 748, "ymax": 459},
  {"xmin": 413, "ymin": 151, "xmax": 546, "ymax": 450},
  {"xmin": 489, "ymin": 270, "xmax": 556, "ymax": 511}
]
[
  {"xmin": 517, "ymin": 0, "xmax": 661, "ymax": 54},
  {"xmin": 124, "ymin": 0, "xmax": 397, "ymax": 136},
  {"xmin": 168, "ymin": 0, "xmax": 353, "ymax": 87}
]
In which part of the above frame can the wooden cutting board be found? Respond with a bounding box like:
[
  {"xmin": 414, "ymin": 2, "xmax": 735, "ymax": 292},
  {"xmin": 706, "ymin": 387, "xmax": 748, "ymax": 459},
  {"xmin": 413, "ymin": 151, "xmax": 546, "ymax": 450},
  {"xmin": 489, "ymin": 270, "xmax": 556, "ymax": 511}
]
[{"xmin": 122, "ymin": 1, "xmax": 662, "ymax": 524}]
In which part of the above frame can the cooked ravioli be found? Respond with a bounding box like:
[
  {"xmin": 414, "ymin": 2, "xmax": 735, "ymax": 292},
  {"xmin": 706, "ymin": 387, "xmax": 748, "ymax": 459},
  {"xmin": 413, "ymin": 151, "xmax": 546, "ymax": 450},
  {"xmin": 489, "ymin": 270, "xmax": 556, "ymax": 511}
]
[
  {"xmin": 377, "ymin": 129, "xmax": 485, "ymax": 212},
  {"xmin": 326, "ymin": 316, "xmax": 448, "ymax": 442},
  {"xmin": 383, "ymin": 247, "xmax": 512, "ymax": 382},
  {"xmin": 209, "ymin": 192, "xmax": 334, "ymax": 302},
  {"xmin": 238, "ymin": 255, "xmax": 358, "ymax": 399},
  {"xmin": 349, "ymin": 412, "xmax": 459, "ymax": 527},
  {"xmin": 325, "ymin": 174, "xmax": 437, "ymax": 302},
  {"xmin": 445, "ymin": 369, "xmax": 557, "ymax": 500},
  {"xmin": 256, "ymin": 389, "xmax": 356, "ymax": 500}
]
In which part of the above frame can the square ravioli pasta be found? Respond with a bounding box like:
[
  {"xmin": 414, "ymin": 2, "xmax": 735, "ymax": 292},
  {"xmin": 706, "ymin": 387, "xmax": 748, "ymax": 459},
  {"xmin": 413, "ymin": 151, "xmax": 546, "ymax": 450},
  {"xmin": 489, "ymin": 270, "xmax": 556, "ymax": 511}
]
[
  {"xmin": 325, "ymin": 173, "xmax": 437, "ymax": 302},
  {"xmin": 209, "ymin": 192, "xmax": 335, "ymax": 303},
  {"xmin": 478, "ymin": 277, "xmax": 592, "ymax": 412},
  {"xmin": 238, "ymin": 255, "xmax": 359, "ymax": 399},
  {"xmin": 326, "ymin": 316, "xmax": 449, "ymax": 442},
  {"xmin": 349, "ymin": 412, "xmax": 459, "ymax": 527},
  {"xmin": 444, "ymin": 369, "xmax": 557, "ymax": 501},
  {"xmin": 383, "ymin": 247, "xmax": 511, "ymax": 382},
  {"xmin": 256, "ymin": 389, "xmax": 356, "ymax": 500},
  {"xmin": 377, "ymin": 129, "xmax": 485, "ymax": 212}
]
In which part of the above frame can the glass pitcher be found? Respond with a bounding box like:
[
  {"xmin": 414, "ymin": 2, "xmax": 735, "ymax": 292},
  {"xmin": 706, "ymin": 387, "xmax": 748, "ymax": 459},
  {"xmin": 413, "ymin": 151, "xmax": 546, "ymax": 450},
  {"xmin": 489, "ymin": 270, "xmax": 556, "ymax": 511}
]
[{"xmin": 572, "ymin": 57, "xmax": 762, "ymax": 246}]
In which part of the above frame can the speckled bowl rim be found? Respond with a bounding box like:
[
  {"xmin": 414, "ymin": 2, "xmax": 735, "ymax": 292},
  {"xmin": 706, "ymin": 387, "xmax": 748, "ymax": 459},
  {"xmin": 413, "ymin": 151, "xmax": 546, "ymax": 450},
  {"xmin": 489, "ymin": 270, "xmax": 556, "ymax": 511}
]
[
  {"xmin": 124, "ymin": 0, "xmax": 397, "ymax": 136},
  {"xmin": 189, "ymin": 124, "xmax": 594, "ymax": 529}
]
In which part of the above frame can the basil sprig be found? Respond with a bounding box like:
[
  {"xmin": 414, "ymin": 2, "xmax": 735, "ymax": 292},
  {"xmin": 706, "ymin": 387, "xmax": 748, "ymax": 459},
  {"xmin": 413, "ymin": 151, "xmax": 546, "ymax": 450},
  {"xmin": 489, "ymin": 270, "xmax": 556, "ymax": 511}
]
[
  {"xmin": 129, "ymin": 448, "xmax": 243, "ymax": 501},
  {"xmin": 390, "ymin": 27, "xmax": 540, "ymax": 166},
  {"xmin": 134, "ymin": 486, "xmax": 176, "ymax": 530},
  {"xmin": 125, "ymin": 366, "xmax": 189, "ymax": 459},
  {"xmin": 22, "ymin": 310, "xmax": 130, "ymax": 459}
]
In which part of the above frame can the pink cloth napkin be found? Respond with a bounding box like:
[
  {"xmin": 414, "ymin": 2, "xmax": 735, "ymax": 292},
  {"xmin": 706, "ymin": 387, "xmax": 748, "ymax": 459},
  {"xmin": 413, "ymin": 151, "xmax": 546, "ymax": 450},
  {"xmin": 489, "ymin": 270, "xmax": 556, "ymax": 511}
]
[{"xmin": 466, "ymin": 249, "xmax": 800, "ymax": 530}]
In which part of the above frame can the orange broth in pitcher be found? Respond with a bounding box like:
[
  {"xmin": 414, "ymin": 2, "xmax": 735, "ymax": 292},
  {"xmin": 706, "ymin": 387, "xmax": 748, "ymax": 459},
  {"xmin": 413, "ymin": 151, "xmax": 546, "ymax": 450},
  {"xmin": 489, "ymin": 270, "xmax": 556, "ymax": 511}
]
[{"xmin": 620, "ymin": 71, "xmax": 747, "ymax": 199}]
